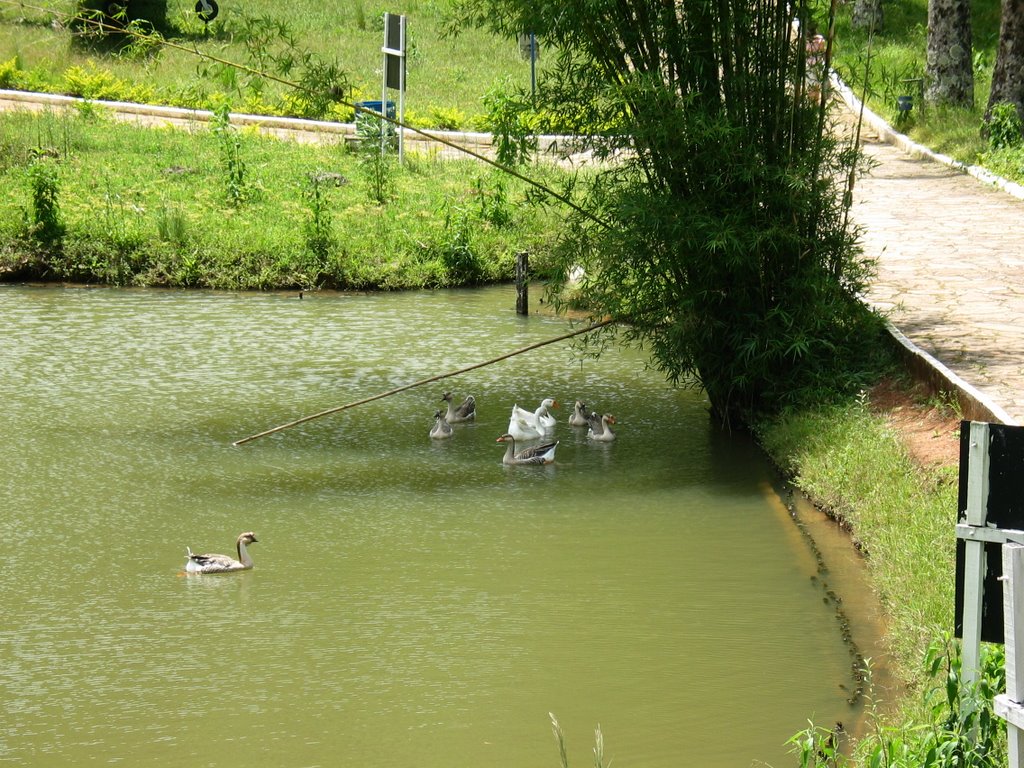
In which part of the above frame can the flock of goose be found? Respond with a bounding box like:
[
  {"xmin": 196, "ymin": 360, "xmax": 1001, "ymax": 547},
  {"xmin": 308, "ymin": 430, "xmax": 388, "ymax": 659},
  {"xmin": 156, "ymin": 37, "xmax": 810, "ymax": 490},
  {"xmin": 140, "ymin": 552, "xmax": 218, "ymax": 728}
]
[
  {"xmin": 183, "ymin": 393, "xmax": 616, "ymax": 574},
  {"xmin": 430, "ymin": 391, "xmax": 617, "ymax": 466}
]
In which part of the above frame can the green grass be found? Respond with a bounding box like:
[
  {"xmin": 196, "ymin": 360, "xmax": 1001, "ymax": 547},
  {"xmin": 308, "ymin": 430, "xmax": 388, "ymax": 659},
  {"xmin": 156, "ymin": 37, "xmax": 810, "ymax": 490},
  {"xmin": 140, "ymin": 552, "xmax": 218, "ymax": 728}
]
[
  {"xmin": 0, "ymin": 106, "xmax": 568, "ymax": 289},
  {"xmin": 0, "ymin": 0, "xmax": 543, "ymax": 128}
]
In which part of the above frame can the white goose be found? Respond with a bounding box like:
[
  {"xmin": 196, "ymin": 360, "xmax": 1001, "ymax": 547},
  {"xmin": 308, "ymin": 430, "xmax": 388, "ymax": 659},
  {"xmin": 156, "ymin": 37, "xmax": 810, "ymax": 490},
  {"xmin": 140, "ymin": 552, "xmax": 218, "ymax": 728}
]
[
  {"xmin": 185, "ymin": 532, "xmax": 258, "ymax": 574},
  {"xmin": 430, "ymin": 409, "xmax": 454, "ymax": 439},
  {"xmin": 568, "ymin": 400, "xmax": 590, "ymax": 427},
  {"xmin": 441, "ymin": 392, "xmax": 476, "ymax": 423},
  {"xmin": 496, "ymin": 433, "xmax": 558, "ymax": 465},
  {"xmin": 587, "ymin": 412, "xmax": 617, "ymax": 442},
  {"xmin": 508, "ymin": 398, "xmax": 559, "ymax": 438},
  {"xmin": 507, "ymin": 407, "xmax": 545, "ymax": 441}
]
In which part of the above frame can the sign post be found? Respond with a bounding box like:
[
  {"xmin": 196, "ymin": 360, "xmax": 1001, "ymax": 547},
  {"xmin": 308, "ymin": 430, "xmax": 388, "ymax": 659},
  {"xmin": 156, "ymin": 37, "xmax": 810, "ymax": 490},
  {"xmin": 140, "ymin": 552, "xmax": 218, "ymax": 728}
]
[
  {"xmin": 960, "ymin": 421, "xmax": 991, "ymax": 686},
  {"xmin": 997, "ymin": 543, "xmax": 1024, "ymax": 767},
  {"xmin": 382, "ymin": 13, "xmax": 407, "ymax": 163},
  {"xmin": 955, "ymin": 421, "xmax": 1024, "ymax": 764}
]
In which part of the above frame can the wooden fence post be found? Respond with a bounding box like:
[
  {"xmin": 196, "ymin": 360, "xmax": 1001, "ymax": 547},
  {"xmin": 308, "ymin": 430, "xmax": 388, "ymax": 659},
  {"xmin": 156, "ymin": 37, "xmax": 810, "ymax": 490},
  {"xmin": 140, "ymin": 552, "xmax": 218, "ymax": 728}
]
[{"xmin": 516, "ymin": 251, "xmax": 529, "ymax": 315}]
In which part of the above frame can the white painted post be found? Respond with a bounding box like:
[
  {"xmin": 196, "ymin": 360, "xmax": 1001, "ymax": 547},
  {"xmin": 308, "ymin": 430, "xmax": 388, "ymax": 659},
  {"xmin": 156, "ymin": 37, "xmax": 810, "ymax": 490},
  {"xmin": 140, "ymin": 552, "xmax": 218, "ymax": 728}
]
[
  {"xmin": 997, "ymin": 543, "xmax": 1024, "ymax": 768},
  {"xmin": 962, "ymin": 421, "xmax": 991, "ymax": 687},
  {"xmin": 397, "ymin": 15, "xmax": 405, "ymax": 164}
]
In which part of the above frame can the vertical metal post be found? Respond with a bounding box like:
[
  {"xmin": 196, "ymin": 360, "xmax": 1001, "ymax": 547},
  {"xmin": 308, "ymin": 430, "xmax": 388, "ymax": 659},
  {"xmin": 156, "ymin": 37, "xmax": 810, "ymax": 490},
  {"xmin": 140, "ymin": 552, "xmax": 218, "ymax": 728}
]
[
  {"xmin": 380, "ymin": 14, "xmax": 388, "ymax": 160},
  {"xmin": 1003, "ymin": 543, "xmax": 1024, "ymax": 767},
  {"xmin": 530, "ymin": 33, "xmax": 537, "ymax": 101},
  {"xmin": 516, "ymin": 251, "xmax": 529, "ymax": 315},
  {"xmin": 962, "ymin": 421, "xmax": 991, "ymax": 686}
]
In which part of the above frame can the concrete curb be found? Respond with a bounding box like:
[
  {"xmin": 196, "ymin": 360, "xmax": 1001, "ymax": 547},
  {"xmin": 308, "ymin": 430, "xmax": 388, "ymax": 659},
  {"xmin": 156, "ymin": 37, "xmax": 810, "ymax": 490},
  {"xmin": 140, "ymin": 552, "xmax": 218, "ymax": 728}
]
[
  {"xmin": 884, "ymin": 321, "xmax": 1018, "ymax": 426},
  {"xmin": 0, "ymin": 88, "xmax": 588, "ymax": 157}
]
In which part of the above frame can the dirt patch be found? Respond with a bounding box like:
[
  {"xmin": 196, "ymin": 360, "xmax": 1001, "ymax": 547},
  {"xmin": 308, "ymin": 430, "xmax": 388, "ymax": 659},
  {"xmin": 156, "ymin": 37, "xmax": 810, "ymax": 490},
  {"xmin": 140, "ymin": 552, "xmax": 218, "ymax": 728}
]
[{"xmin": 868, "ymin": 377, "xmax": 961, "ymax": 470}]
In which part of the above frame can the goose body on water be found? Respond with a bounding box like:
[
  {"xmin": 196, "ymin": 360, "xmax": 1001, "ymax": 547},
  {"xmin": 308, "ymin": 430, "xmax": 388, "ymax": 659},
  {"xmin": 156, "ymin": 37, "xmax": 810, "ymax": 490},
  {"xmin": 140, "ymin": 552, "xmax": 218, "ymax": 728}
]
[
  {"xmin": 507, "ymin": 408, "xmax": 545, "ymax": 441},
  {"xmin": 185, "ymin": 532, "xmax": 258, "ymax": 574},
  {"xmin": 587, "ymin": 412, "xmax": 617, "ymax": 442},
  {"xmin": 508, "ymin": 398, "xmax": 558, "ymax": 439},
  {"xmin": 497, "ymin": 433, "xmax": 558, "ymax": 465},
  {"xmin": 568, "ymin": 400, "xmax": 590, "ymax": 427},
  {"xmin": 442, "ymin": 392, "xmax": 476, "ymax": 423},
  {"xmin": 430, "ymin": 409, "xmax": 454, "ymax": 439}
]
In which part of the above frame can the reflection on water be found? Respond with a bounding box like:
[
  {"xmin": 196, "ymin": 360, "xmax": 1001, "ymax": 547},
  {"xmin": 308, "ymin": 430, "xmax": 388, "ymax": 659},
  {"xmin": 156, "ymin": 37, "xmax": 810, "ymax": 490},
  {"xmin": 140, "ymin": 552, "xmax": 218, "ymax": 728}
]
[{"xmin": 0, "ymin": 285, "xmax": 886, "ymax": 767}]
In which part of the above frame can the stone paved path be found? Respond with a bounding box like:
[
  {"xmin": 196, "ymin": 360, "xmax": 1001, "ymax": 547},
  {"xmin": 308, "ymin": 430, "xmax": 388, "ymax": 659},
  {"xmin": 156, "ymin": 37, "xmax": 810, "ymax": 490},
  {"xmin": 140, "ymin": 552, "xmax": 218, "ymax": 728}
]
[{"xmin": 847, "ymin": 96, "xmax": 1024, "ymax": 425}]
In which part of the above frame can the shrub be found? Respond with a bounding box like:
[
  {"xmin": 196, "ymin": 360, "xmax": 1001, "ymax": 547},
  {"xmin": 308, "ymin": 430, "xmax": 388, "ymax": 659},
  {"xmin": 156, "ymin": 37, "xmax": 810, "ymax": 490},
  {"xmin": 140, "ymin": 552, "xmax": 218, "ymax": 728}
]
[
  {"xmin": 428, "ymin": 106, "xmax": 467, "ymax": 131},
  {"xmin": 0, "ymin": 56, "xmax": 21, "ymax": 89},
  {"xmin": 26, "ymin": 155, "xmax": 65, "ymax": 247},
  {"xmin": 63, "ymin": 61, "xmax": 155, "ymax": 103},
  {"xmin": 986, "ymin": 101, "xmax": 1024, "ymax": 150}
]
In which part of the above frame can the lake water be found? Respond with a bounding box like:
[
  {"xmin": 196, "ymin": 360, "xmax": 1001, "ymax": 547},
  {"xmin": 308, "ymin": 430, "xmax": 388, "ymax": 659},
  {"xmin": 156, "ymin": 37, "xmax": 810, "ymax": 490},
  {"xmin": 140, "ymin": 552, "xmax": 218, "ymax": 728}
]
[{"xmin": 0, "ymin": 284, "xmax": 886, "ymax": 767}]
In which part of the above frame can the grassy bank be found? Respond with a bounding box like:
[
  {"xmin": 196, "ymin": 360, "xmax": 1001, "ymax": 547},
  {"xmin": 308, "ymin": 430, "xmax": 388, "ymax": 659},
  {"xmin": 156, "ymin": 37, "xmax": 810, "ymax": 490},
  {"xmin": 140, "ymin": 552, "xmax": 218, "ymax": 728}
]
[
  {"xmin": 757, "ymin": 388, "xmax": 1006, "ymax": 765},
  {"xmin": 0, "ymin": 106, "xmax": 568, "ymax": 289}
]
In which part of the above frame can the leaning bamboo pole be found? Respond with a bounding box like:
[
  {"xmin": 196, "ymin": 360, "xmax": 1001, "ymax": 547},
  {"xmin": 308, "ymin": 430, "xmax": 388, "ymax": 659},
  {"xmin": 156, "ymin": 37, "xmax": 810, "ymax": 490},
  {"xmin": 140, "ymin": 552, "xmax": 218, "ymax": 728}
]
[{"xmin": 232, "ymin": 317, "xmax": 615, "ymax": 446}]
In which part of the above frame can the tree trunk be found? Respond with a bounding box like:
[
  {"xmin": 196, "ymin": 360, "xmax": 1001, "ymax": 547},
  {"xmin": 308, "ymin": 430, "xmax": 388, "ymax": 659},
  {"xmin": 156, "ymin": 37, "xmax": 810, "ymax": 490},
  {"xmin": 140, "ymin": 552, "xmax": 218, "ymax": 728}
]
[
  {"xmin": 986, "ymin": 0, "xmax": 1024, "ymax": 121},
  {"xmin": 851, "ymin": 0, "xmax": 884, "ymax": 33},
  {"xmin": 925, "ymin": 0, "xmax": 974, "ymax": 107}
]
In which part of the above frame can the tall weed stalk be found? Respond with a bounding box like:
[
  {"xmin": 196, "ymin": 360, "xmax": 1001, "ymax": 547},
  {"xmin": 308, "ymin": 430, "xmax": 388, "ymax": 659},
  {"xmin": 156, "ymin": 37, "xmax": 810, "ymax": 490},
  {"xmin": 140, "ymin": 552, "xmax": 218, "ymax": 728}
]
[
  {"xmin": 549, "ymin": 712, "xmax": 607, "ymax": 768},
  {"xmin": 211, "ymin": 103, "xmax": 248, "ymax": 206},
  {"xmin": 303, "ymin": 174, "xmax": 336, "ymax": 268},
  {"xmin": 357, "ymin": 132, "xmax": 396, "ymax": 205}
]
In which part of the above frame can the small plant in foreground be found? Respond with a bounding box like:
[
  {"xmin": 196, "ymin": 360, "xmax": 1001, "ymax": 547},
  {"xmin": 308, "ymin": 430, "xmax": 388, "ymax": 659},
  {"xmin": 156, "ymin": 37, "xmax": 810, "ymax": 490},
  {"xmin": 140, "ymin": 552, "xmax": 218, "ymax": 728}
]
[
  {"xmin": 156, "ymin": 204, "xmax": 189, "ymax": 246},
  {"xmin": 437, "ymin": 201, "xmax": 483, "ymax": 284},
  {"xmin": 789, "ymin": 640, "xmax": 1006, "ymax": 768},
  {"xmin": 549, "ymin": 712, "xmax": 606, "ymax": 768},
  {"xmin": 302, "ymin": 174, "xmax": 336, "ymax": 270},
  {"xmin": 356, "ymin": 132, "xmax": 396, "ymax": 206}
]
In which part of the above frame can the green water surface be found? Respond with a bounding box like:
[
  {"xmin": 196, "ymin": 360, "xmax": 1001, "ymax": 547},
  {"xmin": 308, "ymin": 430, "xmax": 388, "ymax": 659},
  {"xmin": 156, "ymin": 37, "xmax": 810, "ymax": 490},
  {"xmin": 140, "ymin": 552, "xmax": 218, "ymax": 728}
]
[{"xmin": 0, "ymin": 285, "xmax": 883, "ymax": 767}]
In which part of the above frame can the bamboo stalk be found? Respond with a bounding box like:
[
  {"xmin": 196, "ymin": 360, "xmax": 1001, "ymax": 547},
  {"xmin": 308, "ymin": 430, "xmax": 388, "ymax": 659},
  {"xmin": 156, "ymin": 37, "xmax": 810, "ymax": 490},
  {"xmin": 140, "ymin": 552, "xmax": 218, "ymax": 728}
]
[{"xmin": 232, "ymin": 317, "xmax": 615, "ymax": 446}]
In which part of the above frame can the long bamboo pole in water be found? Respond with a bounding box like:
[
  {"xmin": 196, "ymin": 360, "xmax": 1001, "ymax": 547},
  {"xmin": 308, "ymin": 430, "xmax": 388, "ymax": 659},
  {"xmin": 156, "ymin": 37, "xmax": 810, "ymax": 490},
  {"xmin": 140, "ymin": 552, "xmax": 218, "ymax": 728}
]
[{"xmin": 232, "ymin": 317, "xmax": 615, "ymax": 446}]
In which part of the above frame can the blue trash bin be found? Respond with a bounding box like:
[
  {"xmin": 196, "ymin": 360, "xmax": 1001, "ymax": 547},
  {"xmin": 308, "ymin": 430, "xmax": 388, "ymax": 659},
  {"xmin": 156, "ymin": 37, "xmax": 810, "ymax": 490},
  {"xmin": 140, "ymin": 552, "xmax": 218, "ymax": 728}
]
[
  {"xmin": 354, "ymin": 100, "xmax": 396, "ymax": 121},
  {"xmin": 353, "ymin": 100, "xmax": 398, "ymax": 148},
  {"xmin": 356, "ymin": 102, "xmax": 395, "ymax": 120}
]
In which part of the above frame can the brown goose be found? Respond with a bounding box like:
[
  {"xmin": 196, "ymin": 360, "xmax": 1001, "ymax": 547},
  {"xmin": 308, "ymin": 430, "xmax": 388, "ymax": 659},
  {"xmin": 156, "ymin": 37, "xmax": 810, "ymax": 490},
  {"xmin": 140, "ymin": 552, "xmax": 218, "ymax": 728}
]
[
  {"xmin": 497, "ymin": 433, "xmax": 558, "ymax": 465},
  {"xmin": 586, "ymin": 412, "xmax": 617, "ymax": 442},
  {"xmin": 442, "ymin": 392, "xmax": 476, "ymax": 423},
  {"xmin": 185, "ymin": 532, "xmax": 258, "ymax": 574},
  {"xmin": 430, "ymin": 409, "xmax": 454, "ymax": 439}
]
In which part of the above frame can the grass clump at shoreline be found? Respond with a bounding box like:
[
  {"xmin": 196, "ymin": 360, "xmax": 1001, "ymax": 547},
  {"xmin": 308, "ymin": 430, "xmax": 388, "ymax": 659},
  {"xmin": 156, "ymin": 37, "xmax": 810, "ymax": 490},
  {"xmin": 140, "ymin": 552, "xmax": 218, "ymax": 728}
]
[{"xmin": 0, "ymin": 106, "xmax": 568, "ymax": 289}]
